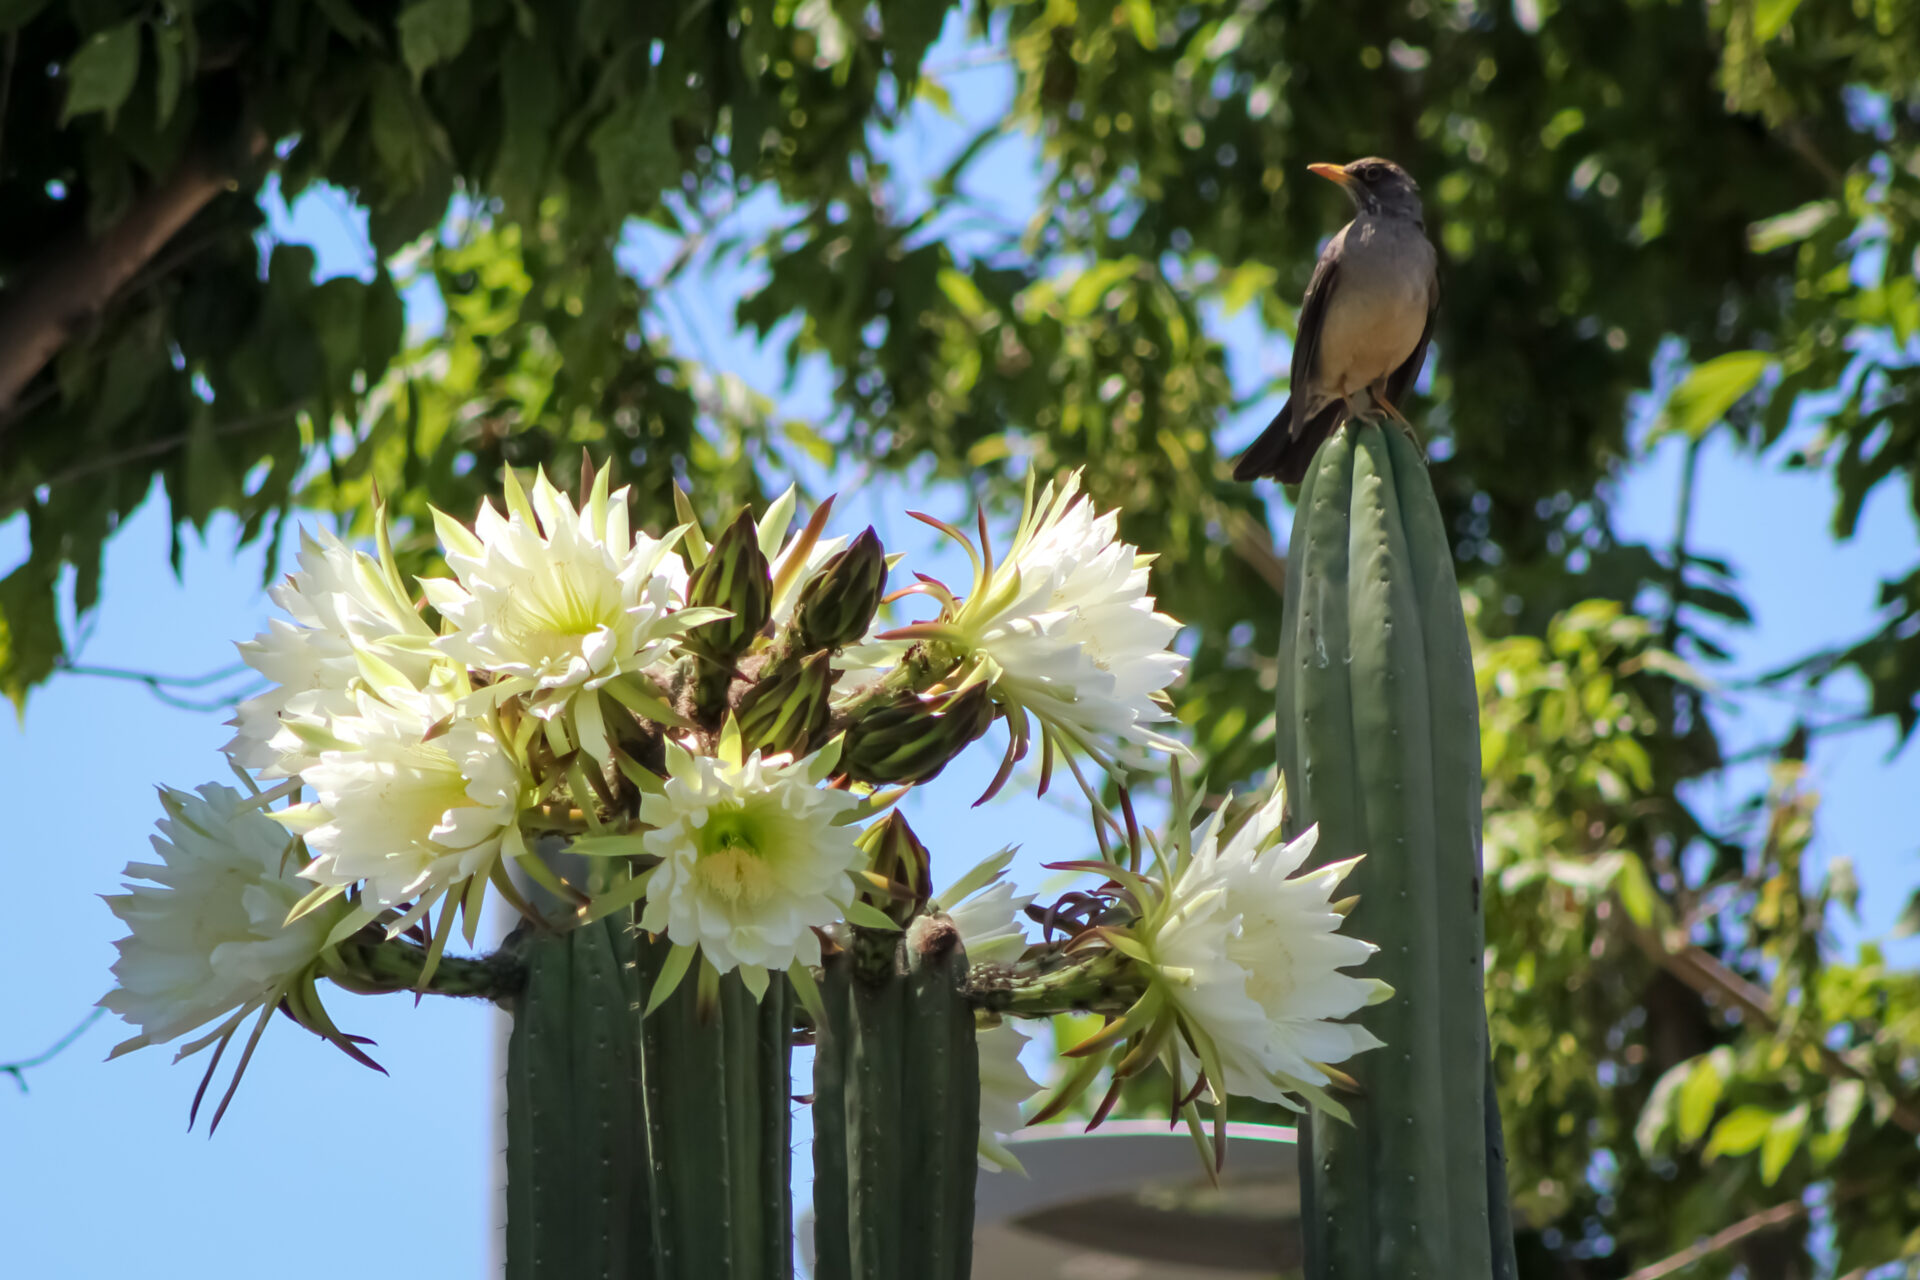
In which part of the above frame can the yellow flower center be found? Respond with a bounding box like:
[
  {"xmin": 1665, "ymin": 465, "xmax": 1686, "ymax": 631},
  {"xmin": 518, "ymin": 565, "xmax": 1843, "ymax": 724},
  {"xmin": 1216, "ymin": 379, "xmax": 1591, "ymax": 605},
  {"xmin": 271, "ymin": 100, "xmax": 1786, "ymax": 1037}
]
[
  {"xmin": 495, "ymin": 576, "xmax": 622, "ymax": 664},
  {"xmin": 694, "ymin": 811, "xmax": 775, "ymax": 907}
]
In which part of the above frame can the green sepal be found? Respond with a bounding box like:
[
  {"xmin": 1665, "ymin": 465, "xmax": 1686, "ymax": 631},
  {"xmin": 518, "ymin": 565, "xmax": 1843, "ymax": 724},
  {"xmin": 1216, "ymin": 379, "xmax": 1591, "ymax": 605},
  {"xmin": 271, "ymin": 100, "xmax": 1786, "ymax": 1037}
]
[
  {"xmin": 673, "ymin": 484, "xmax": 708, "ymax": 565},
  {"xmin": 644, "ymin": 942, "xmax": 699, "ymax": 1016},
  {"xmin": 568, "ymin": 832, "xmax": 653, "ymax": 857},
  {"xmin": 605, "ymin": 672, "xmax": 695, "ymax": 729},
  {"xmin": 843, "ymin": 897, "xmax": 903, "ymax": 931},
  {"xmin": 579, "ymin": 865, "xmax": 657, "ymax": 927}
]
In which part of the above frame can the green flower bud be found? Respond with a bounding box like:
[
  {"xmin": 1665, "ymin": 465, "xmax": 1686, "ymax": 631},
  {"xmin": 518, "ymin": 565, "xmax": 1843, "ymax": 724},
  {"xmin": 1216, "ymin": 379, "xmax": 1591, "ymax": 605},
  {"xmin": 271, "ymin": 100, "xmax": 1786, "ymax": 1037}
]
[
  {"xmin": 840, "ymin": 683, "xmax": 996, "ymax": 785},
  {"xmin": 792, "ymin": 527, "xmax": 887, "ymax": 652},
  {"xmin": 735, "ymin": 651, "xmax": 834, "ymax": 756},
  {"xmin": 686, "ymin": 509, "xmax": 773, "ymax": 665},
  {"xmin": 854, "ymin": 811, "xmax": 933, "ymax": 928}
]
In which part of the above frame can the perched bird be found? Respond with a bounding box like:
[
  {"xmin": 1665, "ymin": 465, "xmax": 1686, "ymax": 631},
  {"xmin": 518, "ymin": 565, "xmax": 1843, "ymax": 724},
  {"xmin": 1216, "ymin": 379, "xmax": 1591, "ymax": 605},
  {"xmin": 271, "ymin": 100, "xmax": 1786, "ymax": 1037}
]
[{"xmin": 1233, "ymin": 157, "xmax": 1439, "ymax": 485}]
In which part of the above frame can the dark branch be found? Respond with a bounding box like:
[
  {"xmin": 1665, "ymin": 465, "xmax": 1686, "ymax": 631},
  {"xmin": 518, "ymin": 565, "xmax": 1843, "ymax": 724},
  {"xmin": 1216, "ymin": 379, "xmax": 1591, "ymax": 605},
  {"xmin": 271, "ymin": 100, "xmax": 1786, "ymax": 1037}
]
[{"xmin": 2, "ymin": 1008, "xmax": 107, "ymax": 1093}]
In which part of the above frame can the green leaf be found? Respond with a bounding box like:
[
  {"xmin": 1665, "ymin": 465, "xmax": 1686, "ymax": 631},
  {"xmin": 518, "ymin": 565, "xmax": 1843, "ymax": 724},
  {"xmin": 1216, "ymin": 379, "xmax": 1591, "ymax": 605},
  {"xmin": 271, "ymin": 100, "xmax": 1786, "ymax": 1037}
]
[
  {"xmin": 1658, "ymin": 351, "xmax": 1772, "ymax": 440},
  {"xmin": 1811, "ymin": 1080, "xmax": 1863, "ymax": 1168},
  {"xmin": 1753, "ymin": 0, "xmax": 1804, "ymax": 40},
  {"xmin": 1220, "ymin": 262, "xmax": 1277, "ymax": 317},
  {"xmin": 62, "ymin": 21, "xmax": 142, "ymax": 127},
  {"xmin": 1703, "ymin": 1105, "xmax": 1777, "ymax": 1160},
  {"xmin": 916, "ymin": 74, "xmax": 955, "ymax": 118},
  {"xmin": 937, "ymin": 267, "xmax": 993, "ymax": 323},
  {"xmin": 314, "ymin": 0, "xmax": 383, "ymax": 43},
  {"xmin": 1759, "ymin": 1102, "xmax": 1808, "ymax": 1185},
  {"xmin": 0, "ymin": 0, "xmax": 54, "ymax": 34},
  {"xmin": 1614, "ymin": 851, "xmax": 1657, "ymax": 928},
  {"xmin": 493, "ymin": 38, "xmax": 560, "ymax": 218},
  {"xmin": 1124, "ymin": 0, "xmax": 1158, "ymax": 47},
  {"xmin": 396, "ymin": 0, "xmax": 472, "ymax": 82},
  {"xmin": 1747, "ymin": 199, "xmax": 1837, "ymax": 253},
  {"xmin": 1635, "ymin": 1062, "xmax": 1687, "ymax": 1155},
  {"xmin": 588, "ymin": 90, "xmax": 676, "ymax": 215},
  {"xmin": 1893, "ymin": 888, "xmax": 1920, "ymax": 939},
  {"xmin": 183, "ymin": 417, "xmax": 231, "ymax": 529},
  {"xmin": 783, "ymin": 420, "xmax": 835, "ymax": 467},
  {"xmin": 0, "ymin": 558, "xmax": 62, "ymax": 715},
  {"xmin": 1623, "ymin": 647, "xmax": 1713, "ymax": 689},
  {"xmin": 1065, "ymin": 259, "xmax": 1139, "ymax": 318},
  {"xmin": 368, "ymin": 68, "xmax": 428, "ymax": 185},
  {"xmin": 152, "ymin": 22, "xmax": 184, "ymax": 124}
]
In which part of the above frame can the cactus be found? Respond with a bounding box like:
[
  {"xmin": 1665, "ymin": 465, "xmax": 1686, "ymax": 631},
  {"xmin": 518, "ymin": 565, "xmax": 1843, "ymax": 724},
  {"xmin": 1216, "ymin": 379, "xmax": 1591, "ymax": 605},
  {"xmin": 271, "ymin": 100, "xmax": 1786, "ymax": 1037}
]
[
  {"xmin": 504, "ymin": 917, "xmax": 652, "ymax": 1279},
  {"xmin": 1274, "ymin": 421, "xmax": 1518, "ymax": 1278},
  {"xmin": 811, "ymin": 916, "xmax": 979, "ymax": 1280},
  {"xmin": 503, "ymin": 916, "xmax": 792, "ymax": 1280}
]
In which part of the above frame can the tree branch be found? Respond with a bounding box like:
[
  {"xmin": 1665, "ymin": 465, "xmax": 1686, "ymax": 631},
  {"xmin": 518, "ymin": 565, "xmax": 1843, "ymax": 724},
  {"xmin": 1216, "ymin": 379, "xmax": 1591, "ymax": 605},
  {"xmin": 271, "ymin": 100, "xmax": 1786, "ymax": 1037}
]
[
  {"xmin": 2, "ymin": 1008, "xmax": 107, "ymax": 1092},
  {"xmin": 3, "ymin": 400, "xmax": 302, "ymax": 510},
  {"xmin": 0, "ymin": 132, "xmax": 266, "ymax": 418},
  {"xmin": 1225, "ymin": 505, "xmax": 1287, "ymax": 596},
  {"xmin": 1624, "ymin": 1196, "xmax": 1809, "ymax": 1280},
  {"xmin": 53, "ymin": 657, "xmax": 263, "ymax": 713},
  {"xmin": 1628, "ymin": 923, "xmax": 1920, "ymax": 1135}
]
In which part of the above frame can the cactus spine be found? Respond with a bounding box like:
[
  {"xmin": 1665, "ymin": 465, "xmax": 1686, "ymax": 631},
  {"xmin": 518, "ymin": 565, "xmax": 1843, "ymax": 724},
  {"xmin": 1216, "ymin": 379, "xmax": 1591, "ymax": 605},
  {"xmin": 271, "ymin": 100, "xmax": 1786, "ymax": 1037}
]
[
  {"xmin": 811, "ymin": 917, "xmax": 980, "ymax": 1280},
  {"xmin": 1275, "ymin": 422, "xmax": 1518, "ymax": 1278},
  {"xmin": 503, "ymin": 916, "xmax": 792, "ymax": 1280}
]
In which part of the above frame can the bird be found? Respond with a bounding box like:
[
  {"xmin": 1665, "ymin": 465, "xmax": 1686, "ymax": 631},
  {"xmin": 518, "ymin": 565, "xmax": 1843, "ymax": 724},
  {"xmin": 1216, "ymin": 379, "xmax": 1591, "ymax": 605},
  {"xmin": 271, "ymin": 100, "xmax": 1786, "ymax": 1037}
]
[{"xmin": 1233, "ymin": 157, "xmax": 1439, "ymax": 485}]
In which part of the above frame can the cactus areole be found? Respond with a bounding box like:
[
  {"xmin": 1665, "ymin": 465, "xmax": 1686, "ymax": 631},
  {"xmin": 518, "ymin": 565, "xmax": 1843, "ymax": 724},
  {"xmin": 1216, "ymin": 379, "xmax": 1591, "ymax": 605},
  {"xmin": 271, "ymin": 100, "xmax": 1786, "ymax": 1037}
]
[{"xmin": 1274, "ymin": 421, "xmax": 1519, "ymax": 1279}]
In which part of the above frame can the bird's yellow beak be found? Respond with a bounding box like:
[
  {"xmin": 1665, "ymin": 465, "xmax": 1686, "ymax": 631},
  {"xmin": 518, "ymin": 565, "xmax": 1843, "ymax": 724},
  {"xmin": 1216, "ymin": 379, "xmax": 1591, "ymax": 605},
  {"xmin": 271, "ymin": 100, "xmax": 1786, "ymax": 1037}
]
[{"xmin": 1307, "ymin": 162, "xmax": 1355, "ymax": 188}]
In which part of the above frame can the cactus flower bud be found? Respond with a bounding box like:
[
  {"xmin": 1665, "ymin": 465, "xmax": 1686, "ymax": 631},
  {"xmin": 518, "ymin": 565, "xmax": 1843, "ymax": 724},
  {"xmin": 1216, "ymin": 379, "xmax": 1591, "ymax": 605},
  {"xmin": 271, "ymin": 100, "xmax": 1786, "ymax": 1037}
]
[
  {"xmin": 792, "ymin": 527, "xmax": 887, "ymax": 653},
  {"xmin": 685, "ymin": 509, "xmax": 773, "ymax": 666},
  {"xmin": 840, "ymin": 683, "xmax": 995, "ymax": 785},
  {"xmin": 854, "ymin": 811, "xmax": 934, "ymax": 927},
  {"xmin": 735, "ymin": 651, "xmax": 834, "ymax": 756}
]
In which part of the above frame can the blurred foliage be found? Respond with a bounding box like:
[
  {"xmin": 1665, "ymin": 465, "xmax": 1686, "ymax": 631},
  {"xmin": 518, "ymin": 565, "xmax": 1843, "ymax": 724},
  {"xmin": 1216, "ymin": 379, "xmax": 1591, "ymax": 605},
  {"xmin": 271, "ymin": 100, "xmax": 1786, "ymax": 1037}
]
[
  {"xmin": 1478, "ymin": 601, "xmax": 1920, "ymax": 1274},
  {"xmin": 4, "ymin": 0, "xmax": 1920, "ymax": 1274}
]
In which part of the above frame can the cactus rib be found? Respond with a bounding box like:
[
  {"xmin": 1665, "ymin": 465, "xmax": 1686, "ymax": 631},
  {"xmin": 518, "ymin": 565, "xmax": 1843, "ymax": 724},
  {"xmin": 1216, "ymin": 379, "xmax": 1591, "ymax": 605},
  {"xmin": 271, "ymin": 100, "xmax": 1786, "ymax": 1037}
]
[{"xmin": 812, "ymin": 923, "xmax": 978, "ymax": 1280}]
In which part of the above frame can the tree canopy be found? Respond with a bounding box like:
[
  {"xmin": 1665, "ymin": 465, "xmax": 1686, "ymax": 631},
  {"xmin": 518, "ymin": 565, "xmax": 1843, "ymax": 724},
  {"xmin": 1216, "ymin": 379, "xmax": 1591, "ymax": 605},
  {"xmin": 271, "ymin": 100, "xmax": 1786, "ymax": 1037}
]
[{"xmin": 3, "ymin": 0, "xmax": 1918, "ymax": 1274}]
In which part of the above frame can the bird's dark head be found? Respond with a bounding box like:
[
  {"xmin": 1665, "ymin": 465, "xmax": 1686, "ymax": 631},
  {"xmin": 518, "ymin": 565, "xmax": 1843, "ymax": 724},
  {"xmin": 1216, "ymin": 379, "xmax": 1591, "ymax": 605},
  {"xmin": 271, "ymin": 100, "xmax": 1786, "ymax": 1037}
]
[{"xmin": 1308, "ymin": 157, "xmax": 1424, "ymax": 223}]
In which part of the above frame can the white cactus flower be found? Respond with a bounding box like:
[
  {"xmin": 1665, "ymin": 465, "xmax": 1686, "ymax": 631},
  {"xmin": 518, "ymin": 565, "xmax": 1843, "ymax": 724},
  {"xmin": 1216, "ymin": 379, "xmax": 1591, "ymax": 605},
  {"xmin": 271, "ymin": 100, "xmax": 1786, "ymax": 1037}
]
[
  {"xmin": 101, "ymin": 784, "xmax": 347, "ymax": 1057},
  {"xmin": 276, "ymin": 683, "xmax": 525, "ymax": 929},
  {"xmin": 1147, "ymin": 784, "xmax": 1383, "ymax": 1105},
  {"xmin": 932, "ymin": 470, "xmax": 1187, "ymax": 767},
  {"xmin": 225, "ymin": 527, "xmax": 439, "ymax": 778},
  {"xmin": 420, "ymin": 466, "xmax": 700, "ymax": 762},
  {"xmin": 638, "ymin": 736, "xmax": 864, "ymax": 977}
]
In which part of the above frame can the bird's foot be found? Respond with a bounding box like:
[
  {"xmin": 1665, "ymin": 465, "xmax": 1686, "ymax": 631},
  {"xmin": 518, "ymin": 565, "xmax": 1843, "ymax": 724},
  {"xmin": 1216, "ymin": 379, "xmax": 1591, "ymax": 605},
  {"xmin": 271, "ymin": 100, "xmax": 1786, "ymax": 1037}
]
[{"xmin": 1370, "ymin": 389, "xmax": 1428, "ymax": 461}]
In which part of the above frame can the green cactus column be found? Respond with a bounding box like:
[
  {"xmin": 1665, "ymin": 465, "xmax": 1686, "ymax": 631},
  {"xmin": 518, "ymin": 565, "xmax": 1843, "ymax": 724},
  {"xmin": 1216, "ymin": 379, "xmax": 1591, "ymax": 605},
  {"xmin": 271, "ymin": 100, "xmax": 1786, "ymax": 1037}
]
[
  {"xmin": 811, "ymin": 916, "xmax": 980, "ymax": 1280},
  {"xmin": 504, "ymin": 916, "xmax": 793, "ymax": 1280},
  {"xmin": 1275, "ymin": 422, "xmax": 1518, "ymax": 1279}
]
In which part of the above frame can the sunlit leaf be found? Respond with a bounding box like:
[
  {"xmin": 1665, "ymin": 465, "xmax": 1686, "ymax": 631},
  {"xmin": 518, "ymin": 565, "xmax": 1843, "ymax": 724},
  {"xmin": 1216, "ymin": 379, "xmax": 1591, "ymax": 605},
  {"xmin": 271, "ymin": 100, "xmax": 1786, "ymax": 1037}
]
[{"xmin": 1657, "ymin": 351, "xmax": 1773, "ymax": 440}]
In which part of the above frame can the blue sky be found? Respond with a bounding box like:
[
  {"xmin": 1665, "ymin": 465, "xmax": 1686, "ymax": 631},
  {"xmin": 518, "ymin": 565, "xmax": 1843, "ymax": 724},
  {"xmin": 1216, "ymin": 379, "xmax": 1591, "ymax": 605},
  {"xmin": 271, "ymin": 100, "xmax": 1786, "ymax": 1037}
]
[{"xmin": 5, "ymin": 18, "xmax": 1917, "ymax": 1279}]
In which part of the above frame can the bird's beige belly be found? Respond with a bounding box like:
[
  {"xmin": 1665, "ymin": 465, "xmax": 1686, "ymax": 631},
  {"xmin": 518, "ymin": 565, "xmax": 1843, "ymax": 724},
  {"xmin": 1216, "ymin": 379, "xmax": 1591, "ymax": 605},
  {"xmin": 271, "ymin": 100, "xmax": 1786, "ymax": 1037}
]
[{"xmin": 1314, "ymin": 279, "xmax": 1427, "ymax": 397}]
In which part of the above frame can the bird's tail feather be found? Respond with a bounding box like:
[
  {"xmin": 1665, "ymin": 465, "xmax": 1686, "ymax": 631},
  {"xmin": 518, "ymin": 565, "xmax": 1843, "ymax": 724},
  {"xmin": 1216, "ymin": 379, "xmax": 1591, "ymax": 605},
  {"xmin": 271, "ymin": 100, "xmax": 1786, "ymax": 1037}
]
[{"xmin": 1232, "ymin": 399, "xmax": 1346, "ymax": 484}]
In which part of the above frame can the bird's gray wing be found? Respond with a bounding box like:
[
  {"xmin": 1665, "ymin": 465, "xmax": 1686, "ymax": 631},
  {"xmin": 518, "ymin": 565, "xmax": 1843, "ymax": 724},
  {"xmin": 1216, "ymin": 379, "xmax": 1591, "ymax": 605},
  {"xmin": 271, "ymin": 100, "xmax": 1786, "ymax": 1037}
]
[
  {"xmin": 1384, "ymin": 273, "xmax": 1437, "ymax": 410},
  {"xmin": 1288, "ymin": 243, "xmax": 1341, "ymax": 438}
]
